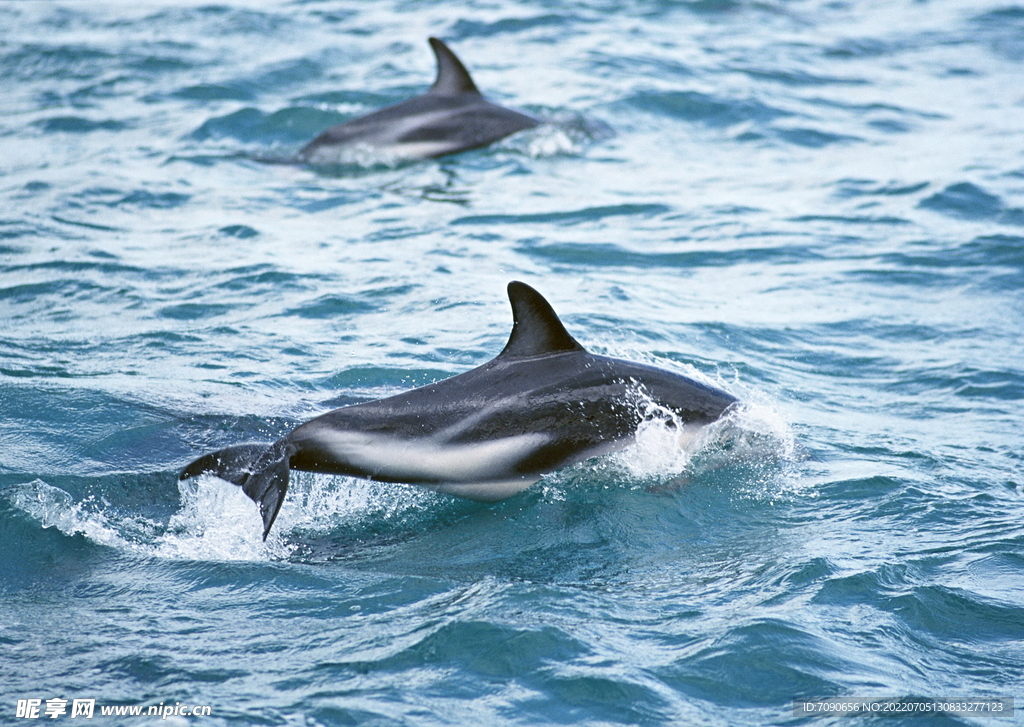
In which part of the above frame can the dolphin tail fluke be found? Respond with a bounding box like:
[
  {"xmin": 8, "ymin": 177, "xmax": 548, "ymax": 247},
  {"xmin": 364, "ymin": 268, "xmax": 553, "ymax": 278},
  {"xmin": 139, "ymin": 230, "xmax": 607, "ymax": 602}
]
[{"xmin": 179, "ymin": 441, "xmax": 292, "ymax": 540}]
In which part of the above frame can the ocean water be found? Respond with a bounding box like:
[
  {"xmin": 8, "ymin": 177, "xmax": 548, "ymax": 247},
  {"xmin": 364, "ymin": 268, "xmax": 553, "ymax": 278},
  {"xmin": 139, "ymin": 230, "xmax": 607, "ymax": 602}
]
[{"xmin": 2, "ymin": 0, "xmax": 1023, "ymax": 724}]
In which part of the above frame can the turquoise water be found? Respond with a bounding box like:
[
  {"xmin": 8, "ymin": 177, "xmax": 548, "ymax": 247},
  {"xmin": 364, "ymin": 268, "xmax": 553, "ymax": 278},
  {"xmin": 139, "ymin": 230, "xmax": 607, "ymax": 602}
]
[{"xmin": 2, "ymin": 0, "xmax": 1023, "ymax": 725}]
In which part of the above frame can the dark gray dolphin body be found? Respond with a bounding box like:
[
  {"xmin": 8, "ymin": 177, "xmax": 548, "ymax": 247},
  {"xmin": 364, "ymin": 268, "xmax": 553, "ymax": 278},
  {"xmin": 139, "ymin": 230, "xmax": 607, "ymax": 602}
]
[
  {"xmin": 296, "ymin": 38, "xmax": 539, "ymax": 164},
  {"xmin": 181, "ymin": 282, "xmax": 737, "ymax": 539}
]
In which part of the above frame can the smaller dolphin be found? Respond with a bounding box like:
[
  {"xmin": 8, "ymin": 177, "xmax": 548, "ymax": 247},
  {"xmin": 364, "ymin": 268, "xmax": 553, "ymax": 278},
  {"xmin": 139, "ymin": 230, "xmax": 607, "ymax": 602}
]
[
  {"xmin": 181, "ymin": 282, "xmax": 737, "ymax": 539},
  {"xmin": 296, "ymin": 38, "xmax": 539, "ymax": 164}
]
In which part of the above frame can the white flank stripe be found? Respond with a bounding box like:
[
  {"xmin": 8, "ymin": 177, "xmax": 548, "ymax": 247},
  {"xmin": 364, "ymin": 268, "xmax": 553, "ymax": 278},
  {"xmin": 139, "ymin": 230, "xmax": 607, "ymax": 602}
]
[{"xmin": 312, "ymin": 430, "xmax": 550, "ymax": 484}]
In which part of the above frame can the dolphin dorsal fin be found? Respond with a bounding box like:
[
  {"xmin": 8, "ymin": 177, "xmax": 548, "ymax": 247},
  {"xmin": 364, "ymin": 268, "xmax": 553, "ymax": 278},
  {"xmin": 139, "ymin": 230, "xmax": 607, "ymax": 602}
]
[
  {"xmin": 499, "ymin": 281, "xmax": 585, "ymax": 359},
  {"xmin": 427, "ymin": 37, "xmax": 480, "ymax": 96}
]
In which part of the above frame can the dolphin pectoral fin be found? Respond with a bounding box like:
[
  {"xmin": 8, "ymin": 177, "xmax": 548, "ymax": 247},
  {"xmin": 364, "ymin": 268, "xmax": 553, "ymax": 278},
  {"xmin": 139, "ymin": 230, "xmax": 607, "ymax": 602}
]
[{"xmin": 180, "ymin": 440, "xmax": 292, "ymax": 540}]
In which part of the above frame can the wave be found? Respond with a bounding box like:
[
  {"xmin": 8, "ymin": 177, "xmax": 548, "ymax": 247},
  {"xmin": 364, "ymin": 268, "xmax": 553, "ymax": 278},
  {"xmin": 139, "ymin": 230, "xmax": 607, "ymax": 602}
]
[
  {"xmin": 453, "ymin": 203, "xmax": 668, "ymax": 227},
  {"xmin": 918, "ymin": 182, "xmax": 1024, "ymax": 225},
  {"xmin": 517, "ymin": 240, "xmax": 819, "ymax": 268}
]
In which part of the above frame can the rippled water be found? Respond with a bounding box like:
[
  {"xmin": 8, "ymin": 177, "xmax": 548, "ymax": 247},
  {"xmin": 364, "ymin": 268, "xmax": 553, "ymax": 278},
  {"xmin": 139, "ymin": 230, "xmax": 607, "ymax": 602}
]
[{"xmin": 2, "ymin": 0, "xmax": 1023, "ymax": 725}]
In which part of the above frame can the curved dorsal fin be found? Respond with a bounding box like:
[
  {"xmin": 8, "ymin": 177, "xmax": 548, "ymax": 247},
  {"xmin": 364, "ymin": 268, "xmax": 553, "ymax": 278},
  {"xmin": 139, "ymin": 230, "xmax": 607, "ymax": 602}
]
[
  {"xmin": 499, "ymin": 281, "xmax": 585, "ymax": 359},
  {"xmin": 427, "ymin": 37, "xmax": 480, "ymax": 96}
]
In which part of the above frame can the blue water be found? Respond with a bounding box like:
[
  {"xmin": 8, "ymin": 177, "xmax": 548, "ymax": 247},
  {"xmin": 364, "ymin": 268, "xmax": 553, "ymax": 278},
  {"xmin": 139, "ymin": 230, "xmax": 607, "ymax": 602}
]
[{"xmin": 2, "ymin": 0, "xmax": 1023, "ymax": 724}]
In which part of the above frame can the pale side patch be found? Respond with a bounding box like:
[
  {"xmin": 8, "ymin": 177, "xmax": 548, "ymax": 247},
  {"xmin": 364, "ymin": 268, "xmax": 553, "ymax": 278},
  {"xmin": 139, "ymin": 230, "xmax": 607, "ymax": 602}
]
[{"xmin": 310, "ymin": 429, "xmax": 551, "ymax": 484}]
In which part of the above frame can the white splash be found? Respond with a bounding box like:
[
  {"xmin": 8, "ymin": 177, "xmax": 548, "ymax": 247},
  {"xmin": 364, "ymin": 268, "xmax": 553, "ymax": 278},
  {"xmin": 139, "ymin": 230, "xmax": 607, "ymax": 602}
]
[
  {"xmin": 4, "ymin": 476, "xmax": 296, "ymax": 562},
  {"xmin": 7, "ymin": 480, "xmax": 129, "ymax": 549},
  {"xmin": 693, "ymin": 398, "xmax": 801, "ymax": 468},
  {"xmin": 607, "ymin": 388, "xmax": 801, "ymax": 491},
  {"xmin": 152, "ymin": 475, "xmax": 291, "ymax": 561},
  {"xmin": 501, "ymin": 111, "xmax": 616, "ymax": 158},
  {"xmin": 300, "ymin": 141, "xmax": 411, "ymax": 168},
  {"xmin": 275, "ymin": 471, "xmax": 436, "ymax": 536},
  {"xmin": 610, "ymin": 400, "xmax": 700, "ymax": 480}
]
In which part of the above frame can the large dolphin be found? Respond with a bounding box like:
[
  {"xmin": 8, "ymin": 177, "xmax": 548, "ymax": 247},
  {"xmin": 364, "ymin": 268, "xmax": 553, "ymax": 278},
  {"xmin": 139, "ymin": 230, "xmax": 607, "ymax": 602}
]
[
  {"xmin": 296, "ymin": 38, "xmax": 539, "ymax": 164},
  {"xmin": 180, "ymin": 282, "xmax": 737, "ymax": 539}
]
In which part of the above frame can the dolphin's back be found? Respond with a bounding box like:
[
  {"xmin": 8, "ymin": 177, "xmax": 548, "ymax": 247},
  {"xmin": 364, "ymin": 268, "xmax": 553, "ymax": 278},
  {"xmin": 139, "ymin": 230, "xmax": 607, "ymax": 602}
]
[
  {"xmin": 296, "ymin": 38, "xmax": 538, "ymax": 163},
  {"xmin": 287, "ymin": 347, "xmax": 735, "ymax": 481},
  {"xmin": 298, "ymin": 94, "xmax": 536, "ymax": 161}
]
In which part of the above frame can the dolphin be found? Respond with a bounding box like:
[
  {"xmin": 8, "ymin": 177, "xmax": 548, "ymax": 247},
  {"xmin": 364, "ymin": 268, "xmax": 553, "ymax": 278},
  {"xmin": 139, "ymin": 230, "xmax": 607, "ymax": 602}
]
[
  {"xmin": 296, "ymin": 37, "xmax": 539, "ymax": 164},
  {"xmin": 180, "ymin": 282, "xmax": 737, "ymax": 539}
]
